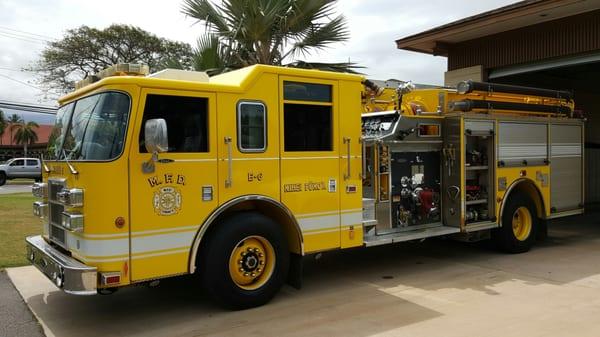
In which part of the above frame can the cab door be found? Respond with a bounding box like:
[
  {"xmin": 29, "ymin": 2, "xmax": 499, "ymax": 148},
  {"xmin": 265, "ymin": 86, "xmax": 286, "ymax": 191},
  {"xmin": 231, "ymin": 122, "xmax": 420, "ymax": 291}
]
[
  {"xmin": 338, "ymin": 80, "xmax": 364, "ymax": 248},
  {"xmin": 26, "ymin": 159, "xmax": 41, "ymax": 178},
  {"xmin": 129, "ymin": 89, "xmax": 218, "ymax": 281},
  {"xmin": 216, "ymin": 74, "xmax": 281, "ymax": 204},
  {"xmin": 6, "ymin": 159, "xmax": 25, "ymax": 178},
  {"xmin": 279, "ymin": 77, "xmax": 340, "ymax": 253}
]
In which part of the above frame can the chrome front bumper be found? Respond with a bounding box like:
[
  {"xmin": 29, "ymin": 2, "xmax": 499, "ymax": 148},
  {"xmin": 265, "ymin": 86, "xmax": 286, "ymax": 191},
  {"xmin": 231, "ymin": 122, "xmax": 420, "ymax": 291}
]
[{"xmin": 26, "ymin": 235, "xmax": 97, "ymax": 295}]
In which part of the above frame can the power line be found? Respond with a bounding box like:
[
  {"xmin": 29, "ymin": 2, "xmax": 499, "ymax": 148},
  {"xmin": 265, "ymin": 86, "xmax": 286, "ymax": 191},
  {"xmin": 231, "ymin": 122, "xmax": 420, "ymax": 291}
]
[
  {"xmin": 0, "ymin": 100, "xmax": 57, "ymax": 113},
  {"xmin": 0, "ymin": 67, "xmax": 39, "ymax": 74},
  {"xmin": 0, "ymin": 26, "xmax": 56, "ymax": 41},
  {"xmin": 0, "ymin": 73, "xmax": 45, "ymax": 91},
  {"xmin": 0, "ymin": 29, "xmax": 50, "ymax": 42},
  {"xmin": 0, "ymin": 32, "xmax": 48, "ymax": 45}
]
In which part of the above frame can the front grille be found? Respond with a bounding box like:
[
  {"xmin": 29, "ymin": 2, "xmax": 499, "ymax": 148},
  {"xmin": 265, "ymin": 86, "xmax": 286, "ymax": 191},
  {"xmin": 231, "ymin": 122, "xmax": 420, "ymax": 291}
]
[
  {"xmin": 50, "ymin": 225, "xmax": 66, "ymax": 245},
  {"xmin": 50, "ymin": 203, "xmax": 64, "ymax": 226},
  {"xmin": 49, "ymin": 180, "xmax": 64, "ymax": 202},
  {"xmin": 48, "ymin": 179, "xmax": 66, "ymax": 246}
]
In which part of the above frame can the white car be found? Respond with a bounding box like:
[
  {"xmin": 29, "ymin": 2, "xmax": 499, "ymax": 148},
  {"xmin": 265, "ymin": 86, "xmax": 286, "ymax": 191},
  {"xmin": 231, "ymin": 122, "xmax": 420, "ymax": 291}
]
[{"xmin": 0, "ymin": 158, "xmax": 42, "ymax": 186}]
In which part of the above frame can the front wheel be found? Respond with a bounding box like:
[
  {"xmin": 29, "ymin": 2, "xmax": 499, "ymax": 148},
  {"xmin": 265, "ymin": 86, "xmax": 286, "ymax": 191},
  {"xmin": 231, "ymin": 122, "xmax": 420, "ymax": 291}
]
[
  {"xmin": 493, "ymin": 192, "xmax": 538, "ymax": 253},
  {"xmin": 199, "ymin": 212, "xmax": 289, "ymax": 310},
  {"xmin": 0, "ymin": 172, "xmax": 6, "ymax": 186}
]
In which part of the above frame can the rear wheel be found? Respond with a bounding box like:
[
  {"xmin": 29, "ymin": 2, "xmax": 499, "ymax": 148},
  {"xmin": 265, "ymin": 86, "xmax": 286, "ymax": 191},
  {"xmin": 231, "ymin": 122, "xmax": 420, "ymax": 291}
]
[
  {"xmin": 0, "ymin": 172, "xmax": 6, "ymax": 186},
  {"xmin": 493, "ymin": 192, "xmax": 538, "ymax": 253},
  {"xmin": 199, "ymin": 212, "xmax": 289, "ymax": 310}
]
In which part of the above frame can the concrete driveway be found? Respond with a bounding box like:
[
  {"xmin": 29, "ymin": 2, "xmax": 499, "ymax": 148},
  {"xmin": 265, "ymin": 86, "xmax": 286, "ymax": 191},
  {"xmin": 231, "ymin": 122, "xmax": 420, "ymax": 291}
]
[{"xmin": 7, "ymin": 211, "xmax": 600, "ymax": 337}]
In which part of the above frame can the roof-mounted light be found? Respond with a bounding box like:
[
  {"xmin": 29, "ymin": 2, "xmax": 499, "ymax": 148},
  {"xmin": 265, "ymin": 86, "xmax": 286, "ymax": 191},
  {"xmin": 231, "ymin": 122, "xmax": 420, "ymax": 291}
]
[
  {"xmin": 98, "ymin": 63, "xmax": 149, "ymax": 79},
  {"xmin": 75, "ymin": 63, "xmax": 149, "ymax": 90}
]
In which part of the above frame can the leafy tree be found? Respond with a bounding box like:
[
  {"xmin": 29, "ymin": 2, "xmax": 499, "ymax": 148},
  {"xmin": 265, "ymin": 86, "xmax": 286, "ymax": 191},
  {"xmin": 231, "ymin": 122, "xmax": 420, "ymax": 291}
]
[
  {"xmin": 11, "ymin": 121, "xmax": 39, "ymax": 158},
  {"xmin": 33, "ymin": 24, "xmax": 195, "ymax": 94},
  {"xmin": 0, "ymin": 110, "xmax": 6, "ymax": 145},
  {"xmin": 7, "ymin": 114, "xmax": 23, "ymax": 146},
  {"xmin": 182, "ymin": 0, "xmax": 359, "ymax": 75}
]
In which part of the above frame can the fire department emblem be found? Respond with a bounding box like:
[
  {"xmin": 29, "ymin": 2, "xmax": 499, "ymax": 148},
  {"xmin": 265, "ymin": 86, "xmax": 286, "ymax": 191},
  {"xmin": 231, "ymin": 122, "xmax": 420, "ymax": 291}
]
[{"xmin": 153, "ymin": 186, "xmax": 182, "ymax": 216}]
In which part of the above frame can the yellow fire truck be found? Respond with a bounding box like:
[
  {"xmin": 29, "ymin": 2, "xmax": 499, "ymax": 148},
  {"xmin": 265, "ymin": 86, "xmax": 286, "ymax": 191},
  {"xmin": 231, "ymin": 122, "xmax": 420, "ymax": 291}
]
[{"xmin": 26, "ymin": 63, "xmax": 583, "ymax": 309}]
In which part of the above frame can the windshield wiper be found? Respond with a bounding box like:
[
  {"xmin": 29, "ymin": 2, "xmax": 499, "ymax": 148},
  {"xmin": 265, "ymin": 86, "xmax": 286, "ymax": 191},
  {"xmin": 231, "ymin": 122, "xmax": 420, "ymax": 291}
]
[{"xmin": 62, "ymin": 149, "xmax": 79, "ymax": 175}]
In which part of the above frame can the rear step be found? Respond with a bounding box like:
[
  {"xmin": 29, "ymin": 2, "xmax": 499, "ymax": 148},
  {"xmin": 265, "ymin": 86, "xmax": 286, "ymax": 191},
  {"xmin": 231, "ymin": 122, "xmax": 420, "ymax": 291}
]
[{"xmin": 364, "ymin": 226, "xmax": 460, "ymax": 247}]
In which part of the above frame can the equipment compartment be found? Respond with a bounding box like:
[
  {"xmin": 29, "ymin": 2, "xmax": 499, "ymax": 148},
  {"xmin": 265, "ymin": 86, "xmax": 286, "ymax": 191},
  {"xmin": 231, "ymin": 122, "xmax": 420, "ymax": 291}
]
[
  {"xmin": 390, "ymin": 151, "xmax": 442, "ymax": 229},
  {"xmin": 464, "ymin": 125, "xmax": 495, "ymax": 224}
]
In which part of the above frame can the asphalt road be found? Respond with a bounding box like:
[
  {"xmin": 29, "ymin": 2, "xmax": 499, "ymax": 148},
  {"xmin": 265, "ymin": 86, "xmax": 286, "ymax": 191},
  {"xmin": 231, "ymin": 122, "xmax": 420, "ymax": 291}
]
[
  {"xmin": 0, "ymin": 184, "xmax": 33, "ymax": 195},
  {"xmin": 0, "ymin": 271, "xmax": 44, "ymax": 337},
  {"xmin": 6, "ymin": 210, "xmax": 600, "ymax": 337}
]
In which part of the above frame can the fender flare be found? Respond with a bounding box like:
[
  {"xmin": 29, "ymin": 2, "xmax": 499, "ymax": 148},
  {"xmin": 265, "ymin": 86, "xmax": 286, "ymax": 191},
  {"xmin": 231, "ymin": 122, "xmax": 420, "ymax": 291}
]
[
  {"xmin": 499, "ymin": 177, "xmax": 546, "ymax": 224},
  {"xmin": 188, "ymin": 194, "xmax": 303, "ymax": 273}
]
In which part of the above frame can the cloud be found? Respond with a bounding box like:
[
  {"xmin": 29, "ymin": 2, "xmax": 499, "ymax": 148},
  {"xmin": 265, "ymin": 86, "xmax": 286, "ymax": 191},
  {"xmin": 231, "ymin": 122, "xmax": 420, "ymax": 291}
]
[
  {"xmin": 305, "ymin": 0, "xmax": 518, "ymax": 83},
  {"xmin": 0, "ymin": 0, "xmax": 518, "ymax": 105}
]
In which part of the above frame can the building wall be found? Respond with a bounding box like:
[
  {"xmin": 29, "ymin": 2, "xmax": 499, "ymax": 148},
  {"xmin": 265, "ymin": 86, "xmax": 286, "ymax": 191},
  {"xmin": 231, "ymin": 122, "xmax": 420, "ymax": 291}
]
[
  {"xmin": 447, "ymin": 10, "xmax": 600, "ymax": 71},
  {"xmin": 444, "ymin": 65, "xmax": 484, "ymax": 87},
  {"xmin": 0, "ymin": 146, "xmax": 47, "ymax": 162}
]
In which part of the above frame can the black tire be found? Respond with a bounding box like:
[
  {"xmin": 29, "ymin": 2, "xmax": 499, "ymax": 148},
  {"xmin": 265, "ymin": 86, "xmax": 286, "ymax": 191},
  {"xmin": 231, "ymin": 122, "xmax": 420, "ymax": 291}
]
[
  {"xmin": 0, "ymin": 172, "xmax": 6, "ymax": 186},
  {"xmin": 199, "ymin": 212, "xmax": 289, "ymax": 310},
  {"xmin": 493, "ymin": 192, "xmax": 538, "ymax": 253}
]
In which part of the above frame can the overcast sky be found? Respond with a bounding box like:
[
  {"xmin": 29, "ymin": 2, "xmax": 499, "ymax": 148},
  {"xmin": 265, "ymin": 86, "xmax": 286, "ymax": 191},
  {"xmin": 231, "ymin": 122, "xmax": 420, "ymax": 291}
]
[{"xmin": 0, "ymin": 0, "xmax": 518, "ymax": 107}]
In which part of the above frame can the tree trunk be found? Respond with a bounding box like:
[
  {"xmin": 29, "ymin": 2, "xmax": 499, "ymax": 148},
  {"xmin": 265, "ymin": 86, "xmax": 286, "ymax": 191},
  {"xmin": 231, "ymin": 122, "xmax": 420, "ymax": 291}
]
[{"xmin": 24, "ymin": 143, "xmax": 27, "ymax": 158}]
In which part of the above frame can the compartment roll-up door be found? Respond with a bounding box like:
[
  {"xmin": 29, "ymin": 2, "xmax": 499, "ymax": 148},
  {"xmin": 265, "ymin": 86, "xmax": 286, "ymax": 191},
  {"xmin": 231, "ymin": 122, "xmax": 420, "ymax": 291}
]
[
  {"xmin": 498, "ymin": 122, "xmax": 548, "ymax": 167},
  {"xmin": 550, "ymin": 124, "xmax": 583, "ymax": 212}
]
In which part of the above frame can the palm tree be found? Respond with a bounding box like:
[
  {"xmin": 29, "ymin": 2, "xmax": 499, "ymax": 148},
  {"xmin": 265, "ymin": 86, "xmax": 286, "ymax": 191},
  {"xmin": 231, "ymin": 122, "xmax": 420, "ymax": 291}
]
[
  {"xmin": 7, "ymin": 114, "xmax": 24, "ymax": 146},
  {"xmin": 0, "ymin": 110, "xmax": 6, "ymax": 145},
  {"xmin": 11, "ymin": 121, "xmax": 39, "ymax": 158},
  {"xmin": 182, "ymin": 0, "xmax": 359, "ymax": 75}
]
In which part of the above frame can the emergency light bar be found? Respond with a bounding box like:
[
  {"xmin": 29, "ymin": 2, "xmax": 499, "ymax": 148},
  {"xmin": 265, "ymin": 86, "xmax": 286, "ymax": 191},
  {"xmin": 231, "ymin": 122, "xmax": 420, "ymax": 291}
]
[{"xmin": 75, "ymin": 63, "xmax": 149, "ymax": 90}]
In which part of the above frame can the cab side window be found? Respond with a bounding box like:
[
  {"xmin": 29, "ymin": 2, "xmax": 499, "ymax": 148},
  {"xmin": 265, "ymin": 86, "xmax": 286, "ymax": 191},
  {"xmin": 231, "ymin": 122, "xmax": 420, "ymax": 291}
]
[
  {"xmin": 140, "ymin": 94, "xmax": 209, "ymax": 153},
  {"xmin": 237, "ymin": 101, "xmax": 266, "ymax": 152},
  {"xmin": 26, "ymin": 160, "xmax": 38, "ymax": 166},
  {"xmin": 10, "ymin": 159, "xmax": 25, "ymax": 166},
  {"xmin": 283, "ymin": 81, "xmax": 333, "ymax": 152}
]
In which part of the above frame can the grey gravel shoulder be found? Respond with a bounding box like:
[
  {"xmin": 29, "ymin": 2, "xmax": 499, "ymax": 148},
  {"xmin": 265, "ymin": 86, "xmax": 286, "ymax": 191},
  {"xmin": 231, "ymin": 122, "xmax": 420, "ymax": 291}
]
[{"xmin": 0, "ymin": 270, "xmax": 45, "ymax": 337}]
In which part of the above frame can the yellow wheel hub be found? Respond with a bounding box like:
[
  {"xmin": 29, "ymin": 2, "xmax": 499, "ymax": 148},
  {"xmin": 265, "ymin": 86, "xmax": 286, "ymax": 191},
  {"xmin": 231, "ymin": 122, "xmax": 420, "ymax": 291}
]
[
  {"xmin": 512, "ymin": 207, "xmax": 532, "ymax": 241},
  {"xmin": 228, "ymin": 236, "xmax": 275, "ymax": 290}
]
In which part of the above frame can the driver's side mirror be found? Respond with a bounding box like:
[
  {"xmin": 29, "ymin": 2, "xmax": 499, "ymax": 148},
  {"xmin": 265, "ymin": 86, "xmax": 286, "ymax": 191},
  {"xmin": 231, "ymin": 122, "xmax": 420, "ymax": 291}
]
[
  {"xmin": 142, "ymin": 119, "xmax": 168, "ymax": 174},
  {"xmin": 144, "ymin": 118, "xmax": 168, "ymax": 154}
]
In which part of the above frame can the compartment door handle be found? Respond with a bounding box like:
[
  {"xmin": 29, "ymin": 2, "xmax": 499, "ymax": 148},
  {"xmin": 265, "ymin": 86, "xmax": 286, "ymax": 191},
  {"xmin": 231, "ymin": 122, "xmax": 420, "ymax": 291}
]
[
  {"xmin": 344, "ymin": 137, "xmax": 351, "ymax": 180},
  {"xmin": 224, "ymin": 136, "xmax": 232, "ymax": 188}
]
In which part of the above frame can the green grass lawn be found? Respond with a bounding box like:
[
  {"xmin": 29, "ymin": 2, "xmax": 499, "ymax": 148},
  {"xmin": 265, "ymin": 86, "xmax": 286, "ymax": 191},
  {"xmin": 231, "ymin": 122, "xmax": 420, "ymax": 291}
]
[
  {"xmin": 7, "ymin": 179, "xmax": 36, "ymax": 185},
  {"xmin": 0, "ymin": 193, "xmax": 41, "ymax": 269}
]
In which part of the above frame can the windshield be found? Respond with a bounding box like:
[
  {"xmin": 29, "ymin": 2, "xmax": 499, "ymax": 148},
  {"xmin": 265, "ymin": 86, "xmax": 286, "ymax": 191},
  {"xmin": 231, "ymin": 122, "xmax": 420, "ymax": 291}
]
[{"xmin": 47, "ymin": 92, "xmax": 130, "ymax": 161}]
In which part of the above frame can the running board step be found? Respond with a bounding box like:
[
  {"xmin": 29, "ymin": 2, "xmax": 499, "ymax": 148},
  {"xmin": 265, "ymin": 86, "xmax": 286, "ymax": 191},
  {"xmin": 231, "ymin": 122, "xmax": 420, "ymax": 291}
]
[{"xmin": 364, "ymin": 226, "xmax": 460, "ymax": 247}]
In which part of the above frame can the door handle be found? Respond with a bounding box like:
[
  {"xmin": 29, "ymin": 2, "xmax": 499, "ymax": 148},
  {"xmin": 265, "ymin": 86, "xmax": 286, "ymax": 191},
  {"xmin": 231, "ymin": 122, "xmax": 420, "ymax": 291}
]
[
  {"xmin": 343, "ymin": 137, "xmax": 351, "ymax": 180},
  {"xmin": 224, "ymin": 136, "xmax": 232, "ymax": 188},
  {"xmin": 361, "ymin": 137, "xmax": 366, "ymax": 179}
]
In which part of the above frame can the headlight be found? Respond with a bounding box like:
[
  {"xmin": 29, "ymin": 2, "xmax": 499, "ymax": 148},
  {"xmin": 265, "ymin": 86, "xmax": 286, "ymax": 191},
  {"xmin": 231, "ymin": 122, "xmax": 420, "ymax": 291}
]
[
  {"xmin": 61, "ymin": 212, "xmax": 84, "ymax": 231},
  {"xmin": 57, "ymin": 188, "xmax": 84, "ymax": 207},
  {"xmin": 32, "ymin": 202, "xmax": 48, "ymax": 219},
  {"xmin": 32, "ymin": 183, "xmax": 48, "ymax": 199}
]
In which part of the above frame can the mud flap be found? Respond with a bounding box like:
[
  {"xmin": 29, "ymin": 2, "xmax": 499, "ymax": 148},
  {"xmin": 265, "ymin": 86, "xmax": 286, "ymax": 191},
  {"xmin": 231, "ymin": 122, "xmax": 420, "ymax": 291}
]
[
  {"xmin": 286, "ymin": 253, "xmax": 303, "ymax": 289},
  {"xmin": 537, "ymin": 218, "xmax": 548, "ymax": 242}
]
